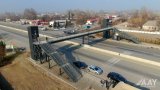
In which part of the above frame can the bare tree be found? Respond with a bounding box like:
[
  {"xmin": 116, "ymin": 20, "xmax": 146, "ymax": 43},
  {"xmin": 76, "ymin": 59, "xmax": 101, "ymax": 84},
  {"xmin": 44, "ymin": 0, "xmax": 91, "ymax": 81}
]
[
  {"xmin": 23, "ymin": 8, "xmax": 37, "ymax": 20},
  {"xmin": 76, "ymin": 11, "xmax": 89, "ymax": 25},
  {"xmin": 40, "ymin": 15, "xmax": 52, "ymax": 21},
  {"xmin": 4, "ymin": 12, "xmax": 20, "ymax": 21},
  {"xmin": 73, "ymin": 10, "xmax": 95, "ymax": 25},
  {"xmin": 128, "ymin": 7, "xmax": 155, "ymax": 28},
  {"xmin": 0, "ymin": 14, "xmax": 5, "ymax": 21}
]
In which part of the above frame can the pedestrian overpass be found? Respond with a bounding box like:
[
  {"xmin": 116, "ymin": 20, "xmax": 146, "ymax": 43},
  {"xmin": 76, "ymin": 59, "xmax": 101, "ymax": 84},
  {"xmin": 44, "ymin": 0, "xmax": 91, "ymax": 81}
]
[
  {"xmin": 28, "ymin": 26, "xmax": 140, "ymax": 82},
  {"xmin": 34, "ymin": 27, "xmax": 140, "ymax": 45}
]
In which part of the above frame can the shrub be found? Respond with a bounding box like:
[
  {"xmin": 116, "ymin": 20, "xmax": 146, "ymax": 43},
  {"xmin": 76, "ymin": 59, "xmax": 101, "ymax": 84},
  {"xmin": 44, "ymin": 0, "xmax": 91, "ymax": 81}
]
[{"xmin": 0, "ymin": 41, "xmax": 6, "ymax": 46}]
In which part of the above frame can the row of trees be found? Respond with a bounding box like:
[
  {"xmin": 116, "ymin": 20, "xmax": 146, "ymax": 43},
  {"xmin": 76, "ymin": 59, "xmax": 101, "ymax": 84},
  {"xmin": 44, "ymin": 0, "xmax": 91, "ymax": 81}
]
[
  {"xmin": 72, "ymin": 10, "xmax": 98, "ymax": 25},
  {"xmin": 128, "ymin": 8, "xmax": 156, "ymax": 28},
  {"xmin": 0, "ymin": 8, "xmax": 37, "ymax": 21},
  {"xmin": 0, "ymin": 9, "xmax": 98, "ymax": 25},
  {"xmin": 1, "ymin": 8, "xmax": 160, "ymax": 28}
]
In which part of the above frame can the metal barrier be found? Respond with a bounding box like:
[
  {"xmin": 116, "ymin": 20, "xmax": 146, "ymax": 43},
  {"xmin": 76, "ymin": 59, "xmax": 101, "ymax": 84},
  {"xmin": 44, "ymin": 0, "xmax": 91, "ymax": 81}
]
[
  {"xmin": 114, "ymin": 28, "xmax": 140, "ymax": 44},
  {"xmin": 40, "ymin": 43, "xmax": 82, "ymax": 82}
]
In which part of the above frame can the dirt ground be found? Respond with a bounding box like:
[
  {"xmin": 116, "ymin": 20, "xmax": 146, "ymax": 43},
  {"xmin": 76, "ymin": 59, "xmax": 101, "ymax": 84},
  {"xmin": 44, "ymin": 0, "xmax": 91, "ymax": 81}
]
[{"xmin": 0, "ymin": 53, "xmax": 75, "ymax": 90}]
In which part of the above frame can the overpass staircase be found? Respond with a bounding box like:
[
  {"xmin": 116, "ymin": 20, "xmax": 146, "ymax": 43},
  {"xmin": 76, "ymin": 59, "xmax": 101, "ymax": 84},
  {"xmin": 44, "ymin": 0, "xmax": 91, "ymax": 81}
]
[
  {"xmin": 40, "ymin": 43, "xmax": 82, "ymax": 82},
  {"xmin": 114, "ymin": 28, "xmax": 140, "ymax": 44}
]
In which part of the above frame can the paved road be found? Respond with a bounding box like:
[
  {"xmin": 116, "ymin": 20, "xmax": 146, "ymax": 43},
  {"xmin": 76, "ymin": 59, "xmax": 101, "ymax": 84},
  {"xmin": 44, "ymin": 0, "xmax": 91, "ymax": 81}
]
[
  {"xmin": 55, "ymin": 43, "xmax": 160, "ymax": 90},
  {"xmin": 0, "ymin": 26, "xmax": 160, "ymax": 90},
  {"xmin": 0, "ymin": 29, "xmax": 29, "ymax": 50},
  {"xmin": 0, "ymin": 21, "xmax": 160, "ymax": 63}
]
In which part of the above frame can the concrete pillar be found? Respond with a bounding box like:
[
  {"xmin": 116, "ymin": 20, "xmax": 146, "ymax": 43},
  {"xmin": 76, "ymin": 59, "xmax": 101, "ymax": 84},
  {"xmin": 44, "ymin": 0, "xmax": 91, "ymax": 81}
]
[
  {"xmin": 102, "ymin": 19, "xmax": 112, "ymax": 39},
  {"xmin": 27, "ymin": 26, "xmax": 39, "ymax": 60}
]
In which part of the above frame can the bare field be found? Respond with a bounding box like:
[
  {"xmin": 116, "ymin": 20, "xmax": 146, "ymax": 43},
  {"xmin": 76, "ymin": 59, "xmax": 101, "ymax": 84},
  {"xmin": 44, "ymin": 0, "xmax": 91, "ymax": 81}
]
[
  {"xmin": 0, "ymin": 53, "xmax": 75, "ymax": 90},
  {"xmin": 126, "ymin": 32, "xmax": 160, "ymax": 40}
]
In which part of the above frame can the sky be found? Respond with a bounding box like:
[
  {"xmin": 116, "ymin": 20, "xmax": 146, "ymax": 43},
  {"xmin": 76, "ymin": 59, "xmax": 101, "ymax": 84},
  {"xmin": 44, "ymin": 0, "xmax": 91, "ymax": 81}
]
[{"xmin": 0, "ymin": 0, "xmax": 160, "ymax": 13}]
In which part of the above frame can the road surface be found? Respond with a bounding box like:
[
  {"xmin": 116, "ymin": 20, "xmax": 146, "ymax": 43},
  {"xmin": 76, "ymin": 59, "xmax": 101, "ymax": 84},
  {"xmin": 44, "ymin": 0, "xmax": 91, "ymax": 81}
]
[
  {"xmin": 0, "ymin": 21, "xmax": 160, "ymax": 63},
  {"xmin": 0, "ymin": 25, "xmax": 160, "ymax": 90}
]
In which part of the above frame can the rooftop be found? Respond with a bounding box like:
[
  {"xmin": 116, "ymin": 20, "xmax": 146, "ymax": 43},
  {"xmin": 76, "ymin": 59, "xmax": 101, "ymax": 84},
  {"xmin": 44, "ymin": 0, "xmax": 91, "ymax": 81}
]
[{"xmin": 143, "ymin": 20, "xmax": 157, "ymax": 26}]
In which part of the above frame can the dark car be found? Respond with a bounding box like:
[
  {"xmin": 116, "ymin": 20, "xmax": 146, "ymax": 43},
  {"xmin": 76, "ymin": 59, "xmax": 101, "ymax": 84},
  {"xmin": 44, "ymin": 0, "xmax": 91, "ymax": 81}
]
[
  {"xmin": 73, "ymin": 61, "xmax": 88, "ymax": 69},
  {"xmin": 107, "ymin": 72, "xmax": 127, "ymax": 83},
  {"xmin": 63, "ymin": 30, "xmax": 78, "ymax": 35},
  {"xmin": 16, "ymin": 47, "xmax": 26, "ymax": 52}
]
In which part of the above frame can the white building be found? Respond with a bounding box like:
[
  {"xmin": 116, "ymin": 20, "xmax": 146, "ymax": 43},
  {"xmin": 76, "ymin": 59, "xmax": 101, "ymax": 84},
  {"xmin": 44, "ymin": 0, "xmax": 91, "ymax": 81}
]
[{"xmin": 143, "ymin": 20, "xmax": 159, "ymax": 31}]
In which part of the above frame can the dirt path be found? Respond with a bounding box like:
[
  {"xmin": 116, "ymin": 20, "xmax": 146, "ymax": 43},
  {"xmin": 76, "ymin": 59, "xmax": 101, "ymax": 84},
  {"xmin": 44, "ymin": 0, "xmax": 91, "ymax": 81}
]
[{"xmin": 0, "ymin": 53, "xmax": 75, "ymax": 90}]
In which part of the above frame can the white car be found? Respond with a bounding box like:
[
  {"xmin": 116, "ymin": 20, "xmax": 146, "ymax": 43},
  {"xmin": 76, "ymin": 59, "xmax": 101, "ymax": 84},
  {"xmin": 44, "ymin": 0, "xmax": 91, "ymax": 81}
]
[
  {"xmin": 88, "ymin": 65, "xmax": 103, "ymax": 75},
  {"xmin": 38, "ymin": 26, "xmax": 47, "ymax": 31}
]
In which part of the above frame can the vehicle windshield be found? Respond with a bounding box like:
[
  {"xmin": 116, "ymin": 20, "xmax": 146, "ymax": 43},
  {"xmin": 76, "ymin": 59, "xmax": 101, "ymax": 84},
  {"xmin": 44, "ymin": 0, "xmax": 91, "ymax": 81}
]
[{"xmin": 94, "ymin": 67, "xmax": 99, "ymax": 70}]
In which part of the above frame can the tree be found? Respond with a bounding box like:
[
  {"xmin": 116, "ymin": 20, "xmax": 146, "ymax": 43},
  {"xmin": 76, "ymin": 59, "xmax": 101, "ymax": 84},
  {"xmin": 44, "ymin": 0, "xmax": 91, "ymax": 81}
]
[
  {"xmin": 127, "ymin": 8, "xmax": 154, "ymax": 28},
  {"xmin": 0, "ymin": 14, "xmax": 5, "ymax": 21},
  {"xmin": 4, "ymin": 12, "xmax": 20, "ymax": 21},
  {"xmin": 40, "ymin": 15, "xmax": 51, "ymax": 21},
  {"xmin": 23, "ymin": 8, "xmax": 37, "ymax": 20},
  {"xmin": 74, "ymin": 10, "xmax": 92, "ymax": 25}
]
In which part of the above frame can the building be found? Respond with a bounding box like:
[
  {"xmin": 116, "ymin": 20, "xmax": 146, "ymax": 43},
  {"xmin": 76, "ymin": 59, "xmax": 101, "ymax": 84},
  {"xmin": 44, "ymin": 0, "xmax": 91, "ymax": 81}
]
[
  {"xmin": 142, "ymin": 20, "xmax": 159, "ymax": 31},
  {"xmin": 5, "ymin": 18, "xmax": 11, "ymax": 22},
  {"xmin": 115, "ymin": 22, "xmax": 129, "ymax": 29},
  {"xmin": 86, "ymin": 18, "xmax": 99, "ymax": 25},
  {"xmin": 49, "ymin": 20, "xmax": 67, "ymax": 29},
  {"xmin": 31, "ymin": 19, "xmax": 49, "ymax": 26}
]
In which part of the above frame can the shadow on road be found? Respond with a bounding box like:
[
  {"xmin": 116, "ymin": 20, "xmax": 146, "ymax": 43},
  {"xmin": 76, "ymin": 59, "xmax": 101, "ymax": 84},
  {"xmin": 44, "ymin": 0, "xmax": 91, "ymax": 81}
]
[
  {"xmin": 0, "ymin": 73, "xmax": 13, "ymax": 90},
  {"xmin": 88, "ymin": 38, "xmax": 106, "ymax": 45}
]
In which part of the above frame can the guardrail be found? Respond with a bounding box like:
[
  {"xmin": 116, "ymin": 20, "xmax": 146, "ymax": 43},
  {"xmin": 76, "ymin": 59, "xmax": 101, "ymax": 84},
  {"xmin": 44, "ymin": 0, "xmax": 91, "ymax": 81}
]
[{"xmin": 119, "ymin": 29, "xmax": 160, "ymax": 35}]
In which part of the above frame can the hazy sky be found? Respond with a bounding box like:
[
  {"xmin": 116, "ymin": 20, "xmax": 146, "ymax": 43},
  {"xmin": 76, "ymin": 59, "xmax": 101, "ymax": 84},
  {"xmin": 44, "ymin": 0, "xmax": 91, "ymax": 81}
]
[{"xmin": 0, "ymin": 0, "xmax": 160, "ymax": 13}]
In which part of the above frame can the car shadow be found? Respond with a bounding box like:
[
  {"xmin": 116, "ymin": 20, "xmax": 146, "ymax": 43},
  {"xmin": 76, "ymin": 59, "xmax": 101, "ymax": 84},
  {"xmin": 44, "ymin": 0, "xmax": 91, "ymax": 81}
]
[{"xmin": 0, "ymin": 73, "xmax": 13, "ymax": 90}]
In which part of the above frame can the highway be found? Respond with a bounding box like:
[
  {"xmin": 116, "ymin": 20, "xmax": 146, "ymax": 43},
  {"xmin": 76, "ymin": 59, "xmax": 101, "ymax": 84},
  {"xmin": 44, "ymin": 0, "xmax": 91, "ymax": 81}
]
[
  {"xmin": 0, "ymin": 23, "xmax": 160, "ymax": 90},
  {"xmin": 0, "ymin": 21, "xmax": 160, "ymax": 62}
]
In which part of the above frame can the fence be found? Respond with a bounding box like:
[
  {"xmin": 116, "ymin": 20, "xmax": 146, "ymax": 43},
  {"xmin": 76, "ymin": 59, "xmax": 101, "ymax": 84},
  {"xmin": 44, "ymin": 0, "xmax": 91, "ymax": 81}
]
[{"xmin": 119, "ymin": 29, "xmax": 160, "ymax": 35}]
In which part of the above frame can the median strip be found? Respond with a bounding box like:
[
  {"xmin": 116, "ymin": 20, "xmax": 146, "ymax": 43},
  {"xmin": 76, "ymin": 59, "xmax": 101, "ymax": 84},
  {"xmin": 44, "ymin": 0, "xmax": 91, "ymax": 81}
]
[{"xmin": 0, "ymin": 24, "xmax": 160, "ymax": 67}]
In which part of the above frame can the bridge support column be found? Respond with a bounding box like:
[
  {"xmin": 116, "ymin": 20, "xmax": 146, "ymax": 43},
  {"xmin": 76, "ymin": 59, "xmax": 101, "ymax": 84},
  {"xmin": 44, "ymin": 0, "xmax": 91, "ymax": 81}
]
[
  {"xmin": 103, "ymin": 30, "xmax": 111, "ymax": 38},
  {"xmin": 28, "ymin": 26, "xmax": 40, "ymax": 60},
  {"xmin": 82, "ymin": 36, "xmax": 85, "ymax": 44},
  {"xmin": 101, "ymin": 18, "xmax": 112, "ymax": 39}
]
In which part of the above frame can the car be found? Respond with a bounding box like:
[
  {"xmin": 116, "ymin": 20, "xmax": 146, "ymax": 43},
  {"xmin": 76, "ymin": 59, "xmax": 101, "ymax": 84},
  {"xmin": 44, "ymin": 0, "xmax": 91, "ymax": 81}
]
[
  {"xmin": 107, "ymin": 72, "xmax": 127, "ymax": 83},
  {"xmin": 88, "ymin": 65, "xmax": 103, "ymax": 75},
  {"xmin": 16, "ymin": 47, "xmax": 26, "ymax": 52},
  {"xmin": 63, "ymin": 30, "xmax": 78, "ymax": 34},
  {"xmin": 38, "ymin": 26, "xmax": 47, "ymax": 31},
  {"xmin": 73, "ymin": 61, "xmax": 88, "ymax": 69}
]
